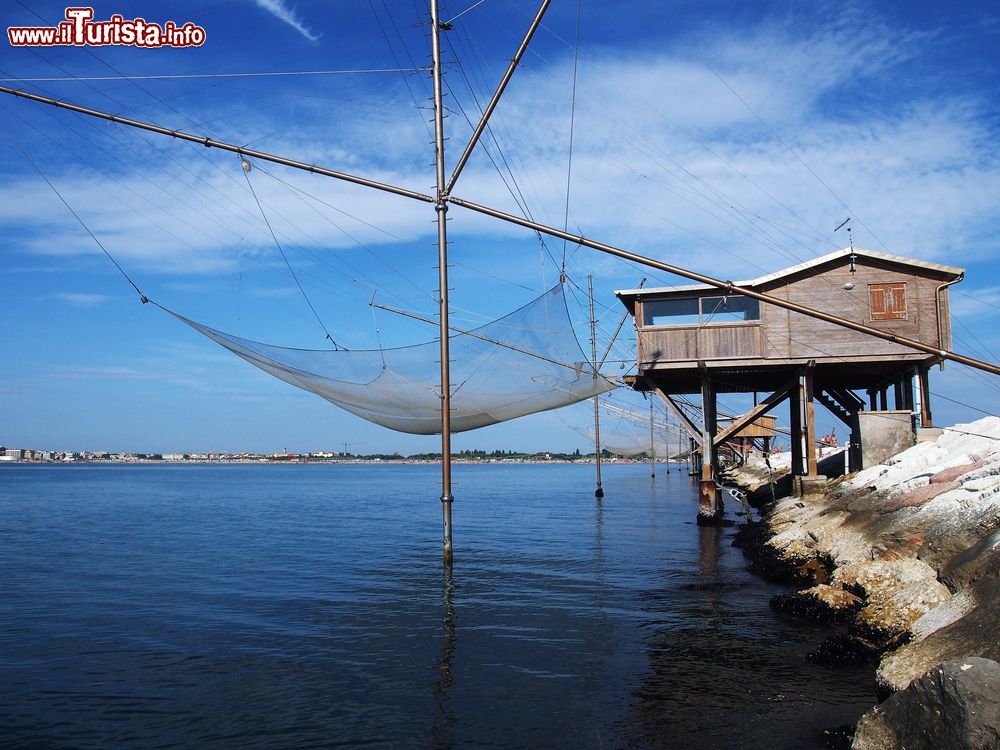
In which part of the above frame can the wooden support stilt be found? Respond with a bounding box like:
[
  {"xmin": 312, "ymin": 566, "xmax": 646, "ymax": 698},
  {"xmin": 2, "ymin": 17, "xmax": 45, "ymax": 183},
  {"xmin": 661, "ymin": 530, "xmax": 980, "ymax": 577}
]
[
  {"xmin": 697, "ymin": 367, "xmax": 722, "ymax": 524},
  {"xmin": 918, "ymin": 365, "xmax": 933, "ymax": 427},
  {"xmin": 803, "ymin": 366, "xmax": 818, "ymax": 477},
  {"xmin": 712, "ymin": 378, "xmax": 794, "ymax": 448},
  {"xmin": 850, "ymin": 411, "xmax": 862, "ymax": 471},
  {"xmin": 789, "ymin": 372, "xmax": 803, "ymax": 477}
]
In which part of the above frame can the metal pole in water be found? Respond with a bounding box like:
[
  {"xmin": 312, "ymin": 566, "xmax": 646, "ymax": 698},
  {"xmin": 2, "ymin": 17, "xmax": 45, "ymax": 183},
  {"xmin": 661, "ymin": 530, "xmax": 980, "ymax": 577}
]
[
  {"xmin": 589, "ymin": 275, "xmax": 604, "ymax": 498},
  {"xmin": 430, "ymin": 0, "xmax": 453, "ymax": 564},
  {"xmin": 650, "ymin": 400, "xmax": 656, "ymax": 478}
]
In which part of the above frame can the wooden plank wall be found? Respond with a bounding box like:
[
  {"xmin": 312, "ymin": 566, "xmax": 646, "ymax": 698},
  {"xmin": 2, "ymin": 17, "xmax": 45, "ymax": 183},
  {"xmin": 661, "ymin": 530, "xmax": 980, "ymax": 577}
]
[
  {"xmin": 633, "ymin": 257, "xmax": 953, "ymax": 367},
  {"xmin": 758, "ymin": 258, "xmax": 948, "ymax": 360},
  {"xmin": 638, "ymin": 324, "xmax": 762, "ymax": 362}
]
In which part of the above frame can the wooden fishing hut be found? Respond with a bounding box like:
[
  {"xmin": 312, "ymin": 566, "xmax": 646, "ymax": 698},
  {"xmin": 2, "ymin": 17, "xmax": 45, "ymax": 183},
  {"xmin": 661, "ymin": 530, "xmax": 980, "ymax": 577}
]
[{"xmin": 615, "ymin": 248, "xmax": 964, "ymax": 522}]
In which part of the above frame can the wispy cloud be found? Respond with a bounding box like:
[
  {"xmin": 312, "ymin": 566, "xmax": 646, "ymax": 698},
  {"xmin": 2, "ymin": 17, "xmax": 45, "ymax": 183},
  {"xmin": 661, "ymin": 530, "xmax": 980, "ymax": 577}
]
[
  {"xmin": 49, "ymin": 292, "xmax": 111, "ymax": 307},
  {"xmin": 252, "ymin": 0, "xmax": 319, "ymax": 42},
  {"xmin": 3, "ymin": 4, "xmax": 998, "ymax": 294},
  {"xmin": 950, "ymin": 286, "xmax": 1000, "ymax": 321}
]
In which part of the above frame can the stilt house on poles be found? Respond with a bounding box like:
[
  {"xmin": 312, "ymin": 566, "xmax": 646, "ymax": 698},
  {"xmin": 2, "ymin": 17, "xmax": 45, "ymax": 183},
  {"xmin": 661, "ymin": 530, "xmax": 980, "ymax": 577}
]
[{"xmin": 616, "ymin": 247, "xmax": 965, "ymax": 523}]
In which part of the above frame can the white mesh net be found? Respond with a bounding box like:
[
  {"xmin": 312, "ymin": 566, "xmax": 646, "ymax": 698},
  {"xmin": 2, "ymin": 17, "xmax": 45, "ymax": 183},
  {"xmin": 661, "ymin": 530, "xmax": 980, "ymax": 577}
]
[
  {"xmin": 588, "ymin": 421, "xmax": 689, "ymax": 458},
  {"xmin": 556, "ymin": 398, "xmax": 691, "ymax": 458},
  {"xmin": 165, "ymin": 284, "xmax": 617, "ymax": 434}
]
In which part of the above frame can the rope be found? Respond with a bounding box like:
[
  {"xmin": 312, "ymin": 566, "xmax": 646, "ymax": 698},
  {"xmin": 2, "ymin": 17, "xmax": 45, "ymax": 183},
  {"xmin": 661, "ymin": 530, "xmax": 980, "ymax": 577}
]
[
  {"xmin": 369, "ymin": 0, "xmax": 433, "ymax": 140},
  {"xmin": 699, "ymin": 57, "xmax": 892, "ymax": 254},
  {"xmin": 445, "ymin": 0, "xmax": 487, "ymax": 25},
  {"xmin": 444, "ymin": 30, "xmax": 559, "ymax": 274},
  {"xmin": 370, "ymin": 292, "xmax": 387, "ymax": 369},
  {"xmin": 239, "ymin": 158, "xmax": 341, "ymax": 349},
  {"xmin": 560, "ymin": 0, "xmax": 582, "ymax": 279},
  {"xmin": 1, "ymin": 120, "xmax": 147, "ymax": 303}
]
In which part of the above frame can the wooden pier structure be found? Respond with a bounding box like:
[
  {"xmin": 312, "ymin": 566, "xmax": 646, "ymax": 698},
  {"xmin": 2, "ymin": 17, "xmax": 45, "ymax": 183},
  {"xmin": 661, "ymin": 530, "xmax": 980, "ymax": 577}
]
[{"xmin": 617, "ymin": 248, "xmax": 964, "ymax": 523}]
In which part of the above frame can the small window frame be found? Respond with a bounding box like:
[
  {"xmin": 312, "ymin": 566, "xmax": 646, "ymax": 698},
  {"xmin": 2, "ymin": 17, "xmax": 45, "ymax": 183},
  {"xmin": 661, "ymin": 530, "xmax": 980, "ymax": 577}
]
[
  {"xmin": 869, "ymin": 282, "xmax": 907, "ymax": 322},
  {"xmin": 641, "ymin": 294, "xmax": 761, "ymax": 328}
]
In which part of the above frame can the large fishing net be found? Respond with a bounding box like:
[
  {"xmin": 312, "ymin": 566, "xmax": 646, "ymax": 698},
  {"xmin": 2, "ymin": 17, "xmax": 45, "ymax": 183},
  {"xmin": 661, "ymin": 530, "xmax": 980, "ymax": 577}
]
[
  {"xmin": 558, "ymin": 399, "xmax": 692, "ymax": 458},
  {"xmin": 599, "ymin": 431, "xmax": 677, "ymax": 458},
  {"xmin": 164, "ymin": 284, "xmax": 617, "ymax": 434}
]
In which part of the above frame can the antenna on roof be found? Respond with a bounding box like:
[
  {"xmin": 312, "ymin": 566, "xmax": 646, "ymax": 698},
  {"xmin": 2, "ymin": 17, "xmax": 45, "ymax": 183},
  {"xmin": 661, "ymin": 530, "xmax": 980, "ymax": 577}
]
[{"xmin": 834, "ymin": 217, "xmax": 856, "ymax": 275}]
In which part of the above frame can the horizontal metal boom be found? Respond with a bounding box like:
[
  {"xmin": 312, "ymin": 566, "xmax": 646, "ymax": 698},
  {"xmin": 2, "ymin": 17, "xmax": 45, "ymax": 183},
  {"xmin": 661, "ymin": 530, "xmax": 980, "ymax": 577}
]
[
  {"xmin": 2, "ymin": 85, "xmax": 996, "ymax": 377},
  {"xmin": 0, "ymin": 85, "xmax": 435, "ymax": 204},
  {"xmin": 446, "ymin": 195, "xmax": 1000, "ymax": 377}
]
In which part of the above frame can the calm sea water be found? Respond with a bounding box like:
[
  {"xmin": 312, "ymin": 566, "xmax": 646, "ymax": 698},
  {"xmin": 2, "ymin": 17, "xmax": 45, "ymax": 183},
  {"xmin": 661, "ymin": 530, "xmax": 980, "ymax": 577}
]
[{"xmin": 0, "ymin": 463, "xmax": 874, "ymax": 749}]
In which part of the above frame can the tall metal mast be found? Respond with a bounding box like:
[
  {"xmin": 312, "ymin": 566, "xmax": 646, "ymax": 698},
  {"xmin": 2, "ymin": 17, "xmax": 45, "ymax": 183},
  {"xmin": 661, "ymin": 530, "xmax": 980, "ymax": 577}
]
[
  {"xmin": 430, "ymin": 0, "xmax": 453, "ymax": 564},
  {"xmin": 589, "ymin": 275, "xmax": 604, "ymax": 498}
]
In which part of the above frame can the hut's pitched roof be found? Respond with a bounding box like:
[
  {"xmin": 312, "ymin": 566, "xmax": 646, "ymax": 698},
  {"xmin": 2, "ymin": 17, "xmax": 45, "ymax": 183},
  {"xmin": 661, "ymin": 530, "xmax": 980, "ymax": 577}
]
[{"xmin": 615, "ymin": 248, "xmax": 964, "ymax": 305}]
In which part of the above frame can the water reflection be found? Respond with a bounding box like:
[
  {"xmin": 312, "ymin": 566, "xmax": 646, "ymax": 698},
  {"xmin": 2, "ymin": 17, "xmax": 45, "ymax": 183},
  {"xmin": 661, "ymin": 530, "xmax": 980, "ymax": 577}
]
[
  {"xmin": 629, "ymin": 520, "xmax": 775, "ymax": 749},
  {"xmin": 0, "ymin": 463, "xmax": 874, "ymax": 750},
  {"xmin": 626, "ymin": 513, "xmax": 868, "ymax": 750},
  {"xmin": 430, "ymin": 564, "xmax": 456, "ymax": 750}
]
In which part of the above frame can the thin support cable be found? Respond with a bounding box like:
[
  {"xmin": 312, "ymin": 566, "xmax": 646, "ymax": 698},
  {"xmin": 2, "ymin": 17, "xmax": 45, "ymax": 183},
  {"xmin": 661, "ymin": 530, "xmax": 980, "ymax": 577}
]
[
  {"xmin": 445, "ymin": 0, "xmax": 486, "ymax": 25},
  {"xmin": 700, "ymin": 58, "xmax": 891, "ymax": 253},
  {"xmin": 560, "ymin": 0, "xmax": 582, "ymax": 279},
  {"xmin": 1, "ymin": 120, "xmax": 147, "ymax": 303},
  {"xmin": 444, "ymin": 32, "xmax": 558, "ymax": 273},
  {"xmin": 240, "ymin": 158, "xmax": 340, "ymax": 349},
  {"xmin": 370, "ymin": 291, "xmax": 387, "ymax": 369},
  {"xmin": 370, "ymin": 0, "xmax": 433, "ymax": 140}
]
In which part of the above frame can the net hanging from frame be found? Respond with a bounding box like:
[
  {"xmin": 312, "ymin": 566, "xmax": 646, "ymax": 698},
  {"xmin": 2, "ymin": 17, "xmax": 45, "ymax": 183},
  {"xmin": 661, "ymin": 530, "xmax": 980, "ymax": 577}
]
[
  {"xmin": 164, "ymin": 284, "xmax": 616, "ymax": 435},
  {"xmin": 559, "ymin": 399, "xmax": 690, "ymax": 458}
]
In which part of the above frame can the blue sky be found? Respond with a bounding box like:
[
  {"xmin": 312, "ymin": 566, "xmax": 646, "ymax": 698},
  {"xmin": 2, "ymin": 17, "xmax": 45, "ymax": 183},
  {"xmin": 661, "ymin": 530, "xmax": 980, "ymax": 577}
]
[{"xmin": 1, "ymin": 0, "xmax": 998, "ymax": 455}]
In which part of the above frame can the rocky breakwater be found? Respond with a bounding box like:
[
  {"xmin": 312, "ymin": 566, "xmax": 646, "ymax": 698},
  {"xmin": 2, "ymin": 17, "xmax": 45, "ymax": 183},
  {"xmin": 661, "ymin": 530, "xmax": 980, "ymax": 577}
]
[{"xmin": 730, "ymin": 417, "xmax": 1000, "ymax": 750}]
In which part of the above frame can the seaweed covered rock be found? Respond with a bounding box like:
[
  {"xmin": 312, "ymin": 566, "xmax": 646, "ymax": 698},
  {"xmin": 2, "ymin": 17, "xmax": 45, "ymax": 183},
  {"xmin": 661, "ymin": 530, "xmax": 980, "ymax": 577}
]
[
  {"xmin": 808, "ymin": 633, "xmax": 878, "ymax": 668},
  {"xmin": 771, "ymin": 584, "xmax": 862, "ymax": 622}
]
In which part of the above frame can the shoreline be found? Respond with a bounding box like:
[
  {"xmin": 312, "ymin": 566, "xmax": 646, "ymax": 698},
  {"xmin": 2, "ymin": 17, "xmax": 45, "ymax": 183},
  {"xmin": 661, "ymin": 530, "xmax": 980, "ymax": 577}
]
[
  {"xmin": 0, "ymin": 457, "xmax": 686, "ymax": 466},
  {"xmin": 728, "ymin": 417, "xmax": 999, "ymax": 749}
]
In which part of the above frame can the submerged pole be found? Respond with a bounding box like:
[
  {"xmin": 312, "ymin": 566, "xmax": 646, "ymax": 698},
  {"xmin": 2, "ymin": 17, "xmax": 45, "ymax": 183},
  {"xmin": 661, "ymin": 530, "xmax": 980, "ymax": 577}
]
[
  {"xmin": 650, "ymin": 400, "xmax": 656, "ymax": 478},
  {"xmin": 430, "ymin": 0, "xmax": 453, "ymax": 564},
  {"xmin": 589, "ymin": 275, "xmax": 604, "ymax": 498}
]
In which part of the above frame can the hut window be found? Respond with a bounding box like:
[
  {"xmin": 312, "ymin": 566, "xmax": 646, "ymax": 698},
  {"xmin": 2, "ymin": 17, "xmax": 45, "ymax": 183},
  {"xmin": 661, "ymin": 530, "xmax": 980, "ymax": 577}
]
[
  {"xmin": 642, "ymin": 295, "xmax": 760, "ymax": 326},
  {"xmin": 869, "ymin": 282, "xmax": 907, "ymax": 321},
  {"xmin": 643, "ymin": 297, "xmax": 700, "ymax": 326},
  {"xmin": 700, "ymin": 295, "xmax": 760, "ymax": 323}
]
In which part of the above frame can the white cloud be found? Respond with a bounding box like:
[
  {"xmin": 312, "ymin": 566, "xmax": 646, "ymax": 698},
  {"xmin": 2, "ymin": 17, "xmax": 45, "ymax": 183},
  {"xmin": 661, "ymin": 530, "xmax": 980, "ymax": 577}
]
[
  {"xmin": 3, "ymin": 4, "xmax": 997, "ymax": 301},
  {"xmin": 252, "ymin": 0, "xmax": 319, "ymax": 43},
  {"xmin": 949, "ymin": 286, "xmax": 1000, "ymax": 322},
  {"xmin": 49, "ymin": 292, "xmax": 111, "ymax": 307}
]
